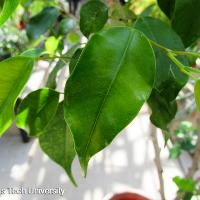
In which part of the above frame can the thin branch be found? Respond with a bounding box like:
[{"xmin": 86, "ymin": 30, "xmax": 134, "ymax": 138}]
[
  {"xmin": 186, "ymin": 131, "xmax": 200, "ymax": 178},
  {"xmin": 150, "ymin": 123, "xmax": 166, "ymax": 200}
]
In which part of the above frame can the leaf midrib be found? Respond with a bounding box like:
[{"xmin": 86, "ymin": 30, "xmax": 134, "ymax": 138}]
[{"xmin": 82, "ymin": 30, "xmax": 135, "ymax": 158}]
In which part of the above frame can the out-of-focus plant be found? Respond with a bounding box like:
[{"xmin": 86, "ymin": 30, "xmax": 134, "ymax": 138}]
[{"xmin": 169, "ymin": 121, "xmax": 197, "ymax": 159}]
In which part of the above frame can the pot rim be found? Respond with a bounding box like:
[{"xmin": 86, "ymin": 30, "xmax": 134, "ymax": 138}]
[{"xmin": 103, "ymin": 189, "xmax": 153, "ymax": 200}]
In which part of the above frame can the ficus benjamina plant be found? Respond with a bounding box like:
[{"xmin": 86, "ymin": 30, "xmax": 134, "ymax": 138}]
[{"xmin": 0, "ymin": 0, "xmax": 200, "ymax": 191}]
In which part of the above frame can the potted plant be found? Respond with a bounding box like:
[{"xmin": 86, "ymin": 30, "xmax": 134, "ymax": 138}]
[{"xmin": 0, "ymin": 0, "xmax": 200, "ymax": 199}]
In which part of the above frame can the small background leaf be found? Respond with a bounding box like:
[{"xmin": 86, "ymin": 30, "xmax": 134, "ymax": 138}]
[{"xmin": 80, "ymin": 0, "xmax": 108, "ymax": 37}]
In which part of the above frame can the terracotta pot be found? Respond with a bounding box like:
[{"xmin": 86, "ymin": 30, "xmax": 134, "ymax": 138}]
[{"xmin": 107, "ymin": 192, "xmax": 151, "ymax": 200}]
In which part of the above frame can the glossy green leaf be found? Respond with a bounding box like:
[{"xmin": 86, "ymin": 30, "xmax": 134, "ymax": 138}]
[
  {"xmin": 0, "ymin": 0, "xmax": 20, "ymax": 26},
  {"xmin": 26, "ymin": 7, "xmax": 59, "ymax": 40},
  {"xmin": 135, "ymin": 17, "xmax": 188, "ymax": 129},
  {"xmin": 16, "ymin": 88, "xmax": 59, "ymax": 137},
  {"xmin": 194, "ymin": 80, "xmax": 200, "ymax": 111},
  {"xmin": 0, "ymin": 56, "xmax": 34, "ymax": 136},
  {"xmin": 64, "ymin": 27, "xmax": 156, "ymax": 174},
  {"xmin": 80, "ymin": 0, "xmax": 108, "ymax": 37},
  {"xmin": 39, "ymin": 102, "xmax": 77, "ymax": 186},
  {"xmin": 46, "ymin": 60, "xmax": 66, "ymax": 89},
  {"xmin": 69, "ymin": 48, "xmax": 83, "ymax": 73}
]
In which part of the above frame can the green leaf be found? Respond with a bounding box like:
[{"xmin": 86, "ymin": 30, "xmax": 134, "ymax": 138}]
[
  {"xmin": 0, "ymin": 0, "xmax": 20, "ymax": 26},
  {"xmin": 171, "ymin": 0, "xmax": 200, "ymax": 47},
  {"xmin": 67, "ymin": 32, "xmax": 80, "ymax": 44},
  {"xmin": 0, "ymin": 56, "xmax": 34, "ymax": 136},
  {"xmin": 148, "ymin": 90, "xmax": 177, "ymax": 130},
  {"xmin": 21, "ymin": 48, "xmax": 45, "ymax": 58},
  {"xmin": 39, "ymin": 102, "xmax": 77, "ymax": 186},
  {"xmin": 173, "ymin": 176, "xmax": 196, "ymax": 193},
  {"xmin": 158, "ymin": 0, "xmax": 200, "ymax": 46},
  {"xmin": 135, "ymin": 17, "xmax": 188, "ymax": 129},
  {"xmin": 64, "ymin": 27, "xmax": 156, "ymax": 174},
  {"xmin": 194, "ymin": 80, "xmax": 200, "ymax": 111},
  {"xmin": 46, "ymin": 60, "xmax": 66, "ymax": 89},
  {"xmin": 58, "ymin": 18, "xmax": 76, "ymax": 35},
  {"xmin": 69, "ymin": 48, "xmax": 83, "ymax": 73},
  {"xmin": 157, "ymin": 0, "xmax": 175, "ymax": 18},
  {"xmin": 80, "ymin": 0, "xmax": 108, "ymax": 37},
  {"xmin": 16, "ymin": 88, "xmax": 59, "ymax": 137},
  {"xmin": 26, "ymin": 7, "xmax": 59, "ymax": 40},
  {"xmin": 45, "ymin": 36, "xmax": 60, "ymax": 56},
  {"xmin": 169, "ymin": 143, "xmax": 181, "ymax": 159}
]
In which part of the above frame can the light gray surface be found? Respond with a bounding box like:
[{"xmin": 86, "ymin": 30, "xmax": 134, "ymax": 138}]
[{"xmin": 0, "ymin": 107, "xmax": 183, "ymax": 200}]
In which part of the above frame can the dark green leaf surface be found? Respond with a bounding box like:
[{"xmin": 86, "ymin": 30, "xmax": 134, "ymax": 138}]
[
  {"xmin": 16, "ymin": 88, "xmax": 59, "ymax": 136},
  {"xmin": 135, "ymin": 17, "xmax": 188, "ymax": 129},
  {"xmin": 148, "ymin": 90, "xmax": 177, "ymax": 130},
  {"xmin": 0, "ymin": 56, "xmax": 34, "ymax": 136},
  {"xmin": 69, "ymin": 48, "xmax": 83, "ymax": 73},
  {"xmin": 158, "ymin": 0, "xmax": 200, "ymax": 46},
  {"xmin": 80, "ymin": 0, "xmax": 108, "ymax": 37},
  {"xmin": 26, "ymin": 7, "xmax": 59, "ymax": 40},
  {"xmin": 64, "ymin": 26, "xmax": 156, "ymax": 174},
  {"xmin": 171, "ymin": 0, "xmax": 200, "ymax": 47},
  {"xmin": 157, "ymin": 0, "xmax": 175, "ymax": 18},
  {"xmin": 46, "ymin": 60, "xmax": 66, "ymax": 89},
  {"xmin": 39, "ymin": 102, "xmax": 77, "ymax": 186},
  {"xmin": 194, "ymin": 80, "xmax": 200, "ymax": 111},
  {"xmin": 0, "ymin": 0, "xmax": 20, "ymax": 26}
]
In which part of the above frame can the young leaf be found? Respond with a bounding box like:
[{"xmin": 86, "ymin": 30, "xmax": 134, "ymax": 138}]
[
  {"xmin": 16, "ymin": 88, "xmax": 59, "ymax": 137},
  {"xmin": 135, "ymin": 17, "xmax": 188, "ymax": 129},
  {"xmin": 173, "ymin": 176, "xmax": 196, "ymax": 193},
  {"xmin": 39, "ymin": 102, "xmax": 77, "ymax": 186},
  {"xmin": 0, "ymin": 0, "xmax": 20, "ymax": 26},
  {"xmin": 0, "ymin": 56, "xmax": 34, "ymax": 136},
  {"xmin": 194, "ymin": 80, "xmax": 200, "ymax": 111},
  {"xmin": 45, "ymin": 36, "xmax": 60, "ymax": 56},
  {"xmin": 64, "ymin": 27, "xmax": 156, "ymax": 174},
  {"xmin": 26, "ymin": 7, "xmax": 59, "ymax": 40},
  {"xmin": 80, "ymin": 0, "xmax": 108, "ymax": 37}
]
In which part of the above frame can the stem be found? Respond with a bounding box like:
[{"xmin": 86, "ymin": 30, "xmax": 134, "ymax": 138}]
[
  {"xmin": 150, "ymin": 39, "xmax": 200, "ymax": 77},
  {"xmin": 149, "ymin": 39, "xmax": 170, "ymax": 53},
  {"xmin": 167, "ymin": 52, "xmax": 198, "ymax": 80},
  {"xmin": 173, "ymin": 50, "xmax": 200, "ymax": 58},
  {"xmin": 36, "ymin": 55, "xmax": 72, "ymax": 61},
  {"xmin": 150, "ymin": 123, "xmax": 166, "ymax": 200}
]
